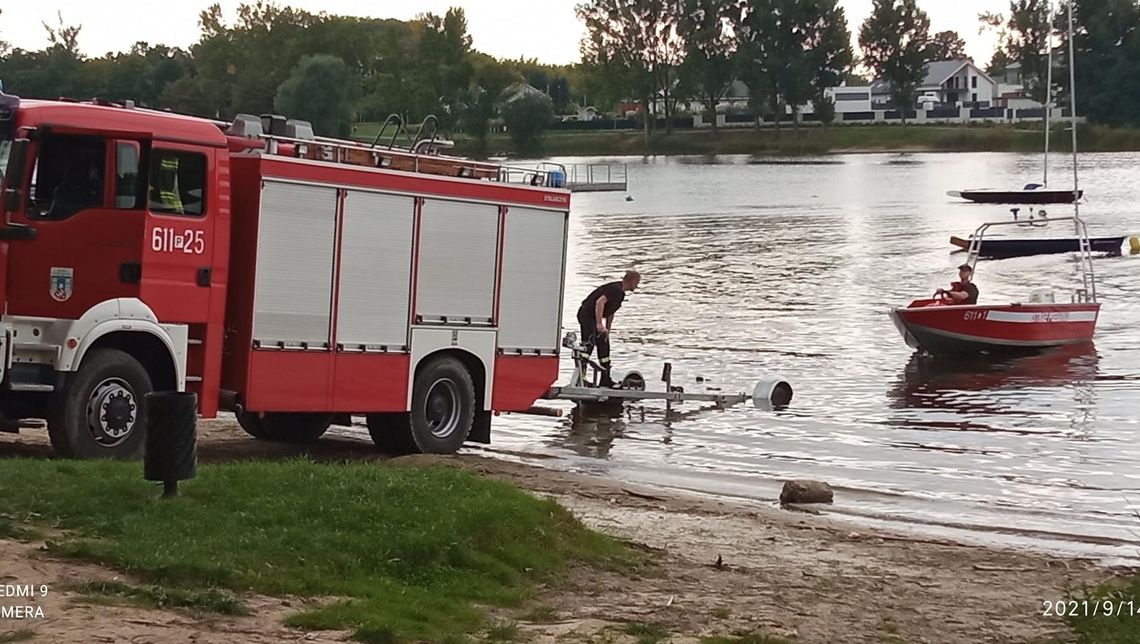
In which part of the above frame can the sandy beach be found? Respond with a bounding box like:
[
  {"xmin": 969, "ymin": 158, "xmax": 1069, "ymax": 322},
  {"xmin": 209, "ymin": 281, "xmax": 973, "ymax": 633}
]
[{"xmin": 1, "ymin": 419, "xmax": 1130, "ymax": 643}]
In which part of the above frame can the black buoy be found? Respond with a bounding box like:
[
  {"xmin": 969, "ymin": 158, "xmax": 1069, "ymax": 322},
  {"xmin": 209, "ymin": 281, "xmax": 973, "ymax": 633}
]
[{"xmin": 144, "ymin": 392, "xmax": 198, "ymax": 498}]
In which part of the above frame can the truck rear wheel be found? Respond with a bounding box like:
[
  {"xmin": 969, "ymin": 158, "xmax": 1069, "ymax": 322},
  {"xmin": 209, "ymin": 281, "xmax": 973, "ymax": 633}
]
[
  {"xmin": 237, "ymin": 411, "xmax": 331, "ymax": 443},
  {"xmin": 48, "ymin": 348, "xmax": 153, "ymax": 460},
  {"xmin": 408, "ymin": 356, "xmax": 475, "ymax": 454}
]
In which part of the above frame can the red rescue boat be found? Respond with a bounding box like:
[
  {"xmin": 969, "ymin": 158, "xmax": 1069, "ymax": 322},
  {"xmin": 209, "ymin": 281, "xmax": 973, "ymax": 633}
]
[
  {"xmin": 889, "ymin": 300, "xmax": 1099, "ymax": 354},
  {"xmin": 890, "ymin": 215, "xmax": 1100, "ymax": 355}
]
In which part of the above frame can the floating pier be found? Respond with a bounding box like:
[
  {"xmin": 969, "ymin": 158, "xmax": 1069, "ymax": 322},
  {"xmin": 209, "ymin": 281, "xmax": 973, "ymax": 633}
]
[{"xmin": 563, "ymin": 163, "xmax": 628, "ymax": 193}]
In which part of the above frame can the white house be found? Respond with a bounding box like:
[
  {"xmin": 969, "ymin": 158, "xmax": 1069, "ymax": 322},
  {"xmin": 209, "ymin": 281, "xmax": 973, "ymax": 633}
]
[
  {"xmin": 824, "ymin": 86, "xmax": 872, "ymax": 113},
  {"xmin": 872, "ymin": 60, "xmax": 1000, "ymax": 109}
]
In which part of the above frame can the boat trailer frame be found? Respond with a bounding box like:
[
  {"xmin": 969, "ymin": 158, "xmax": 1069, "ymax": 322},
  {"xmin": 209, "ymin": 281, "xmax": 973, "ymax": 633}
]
[{"xmin": 540, "ymin": 332, "xmax": 789, "ymax": 412}]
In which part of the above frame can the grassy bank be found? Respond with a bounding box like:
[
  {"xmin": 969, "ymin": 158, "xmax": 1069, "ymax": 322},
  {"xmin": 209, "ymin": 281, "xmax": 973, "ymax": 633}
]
[
  {"xmin": 351, "ymin": 122, "xmax": 1140, "ymax": 158},
  {"xmin": 0, "ymin": 459, "xmax": 639, "ymax": 641},
  {"xmin": 1066, "ymin": 578, "xmax": 1140, "ymax": 644}
]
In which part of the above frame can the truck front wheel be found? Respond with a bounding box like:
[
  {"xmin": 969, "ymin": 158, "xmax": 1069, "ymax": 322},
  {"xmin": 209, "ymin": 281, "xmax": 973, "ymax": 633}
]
[{"xmin": 48, "ymin": 349, "xmax": 153, "ymax": 459}]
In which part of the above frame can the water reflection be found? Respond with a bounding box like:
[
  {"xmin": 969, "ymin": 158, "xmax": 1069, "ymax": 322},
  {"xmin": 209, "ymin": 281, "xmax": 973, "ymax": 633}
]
[
  {"xmin": 548, "ymin": 400, "xmax": 736, "ymax": 459},
  {"xmin": 887, "ymin": 344, "xmax": 1101, "ymax": 434},
  {"xmin": 548, "ymin": 402, "xmax": 629, "ymax": 459}
]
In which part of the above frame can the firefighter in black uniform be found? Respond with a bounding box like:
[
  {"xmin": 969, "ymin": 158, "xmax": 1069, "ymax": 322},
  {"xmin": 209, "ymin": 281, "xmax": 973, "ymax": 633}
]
[{"xmin": 576, "ymin": 270, "xmax": 641, "ymax": 388}]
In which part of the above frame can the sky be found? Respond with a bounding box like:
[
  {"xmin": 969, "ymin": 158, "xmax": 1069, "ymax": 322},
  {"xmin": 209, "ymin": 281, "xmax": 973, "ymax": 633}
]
[{"xmin": 1, "ymin": 0, "xmax": 1004, "ymax": 66}]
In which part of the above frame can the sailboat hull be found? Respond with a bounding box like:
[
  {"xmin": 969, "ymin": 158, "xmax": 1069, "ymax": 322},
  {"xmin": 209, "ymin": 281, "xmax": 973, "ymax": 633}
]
[
  {"xmin": 948, "ymin": 189, "xmax": 1083, "ymax": 204},
  {"xmin": 949, "ymin": 235, "xmax": 1124, "ymax": 258}
]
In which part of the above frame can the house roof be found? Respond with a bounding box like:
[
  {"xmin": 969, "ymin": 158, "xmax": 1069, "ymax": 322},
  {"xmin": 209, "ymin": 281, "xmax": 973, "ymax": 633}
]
[
  {"xmin": 873, "ymin": 60, "xmax": 996, "ymax": 94},
  {"xmin": 922, "ymin": 60, "xmax": 996, "ymax": 88}
]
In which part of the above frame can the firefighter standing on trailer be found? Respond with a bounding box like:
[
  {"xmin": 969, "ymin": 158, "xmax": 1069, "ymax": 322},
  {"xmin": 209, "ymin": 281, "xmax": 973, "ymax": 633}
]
[{"xmin": 577, "ymin": 270, "xmax": 641, "ymax": 388}]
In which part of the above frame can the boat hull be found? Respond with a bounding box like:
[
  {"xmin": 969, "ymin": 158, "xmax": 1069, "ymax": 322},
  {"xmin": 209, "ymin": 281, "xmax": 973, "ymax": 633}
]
[
  {"xmin": 948, "ymin": 235, "xmax": 1124, "ymax": 258},
  {"xmin": 889, "ymin": 301, "xmax": 1099, "ymax": 355},
  {"xmin": 947, "ymin": 189, "xmax": 1083, "ymax": 204}
]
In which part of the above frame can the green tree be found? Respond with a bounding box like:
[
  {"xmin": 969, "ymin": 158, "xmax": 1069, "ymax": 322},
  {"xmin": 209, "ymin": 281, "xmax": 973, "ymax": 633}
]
[
  {"xmin": 274, "ymin": 54, "xmax": 359, "ymax": 137},
  {"xmin": 578, "ymin": 0, "xmax": 685, "ymax": 136},
  {"xmin": 1061, "ymin": 0, "xmax": 1140, "ymax": 125},
  {"xmin": 740, "ymin": 0, "xmax": 852, "ymax": 128},
  {"xmin": 860, "ymin": 0, "xmax": 932, "ymax": 122},
  {"xmin": 807, "ymin": 0, "xmax": 854, "ymax": 121},
  {"xmin": 414, "ymin": 8, "xmax": 474, "ymax": 134},
  {"xmin": 678, "ymin": 0, "xmax": 741, "ymax": 131},
  {"xmin": 462, "ymin": 54, "xmax": 523, "ymax": 153},
  {"xmin": 814, "ymin": 93, "xmax": 837, "ymax": 125},
  {"xmin": 499, "ymin": 82, "xmax": 554, "ymax": 155},
  {"xmin": 929, "ymin": 30, "xmax": 968, "ymax": 60},
  {"xmin": 160, "ymin": 74, "xmax": 225, "ymax": 118},
  {"xmin": 980, "ymin": 1, "xmax": 1052, "ymax": 102}
]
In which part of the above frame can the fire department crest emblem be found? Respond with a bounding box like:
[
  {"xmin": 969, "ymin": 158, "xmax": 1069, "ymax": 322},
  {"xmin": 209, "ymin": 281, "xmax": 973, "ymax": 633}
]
[{"xmin": 50, "ymin": 267, "xmax": 74, "ymax": 302}]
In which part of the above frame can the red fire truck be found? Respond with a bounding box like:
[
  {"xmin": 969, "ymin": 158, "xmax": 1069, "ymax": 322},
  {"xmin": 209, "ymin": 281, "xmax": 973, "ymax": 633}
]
[{"xmin": 0, "ymin": 89, "xmax": 571, "ymax": 459}]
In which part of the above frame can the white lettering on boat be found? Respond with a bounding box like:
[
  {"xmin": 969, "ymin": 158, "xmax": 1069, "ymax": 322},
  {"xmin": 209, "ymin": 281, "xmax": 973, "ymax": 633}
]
[{"xmin": 984, "ymin": 310, "xmax": 1098, "ymax": 324}]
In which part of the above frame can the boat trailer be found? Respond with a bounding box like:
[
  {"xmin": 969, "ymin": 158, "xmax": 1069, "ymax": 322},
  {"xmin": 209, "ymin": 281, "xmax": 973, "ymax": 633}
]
[{"xmin": 537, "ymin": 332, "xmax": 793, "ymax": 414}]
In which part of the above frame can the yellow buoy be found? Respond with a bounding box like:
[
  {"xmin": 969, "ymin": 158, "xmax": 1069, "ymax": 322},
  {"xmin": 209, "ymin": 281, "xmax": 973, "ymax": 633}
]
[{"xmin": 1131, "ymin": 236, "xmax": 1140, "ymax": 255}]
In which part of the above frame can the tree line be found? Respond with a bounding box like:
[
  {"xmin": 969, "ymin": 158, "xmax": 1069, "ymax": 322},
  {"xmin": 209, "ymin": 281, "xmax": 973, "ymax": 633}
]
[
  {"xmin": 0, "ymin": 4, "xmax": 567, "ymax": 151},
  {"xmin": 580, "ymin": 0, "xmax": 1140, "ymax": 131},
  {"xmin": 1, "ymin": 0, "xmax": 1139, "ymax": 151}
]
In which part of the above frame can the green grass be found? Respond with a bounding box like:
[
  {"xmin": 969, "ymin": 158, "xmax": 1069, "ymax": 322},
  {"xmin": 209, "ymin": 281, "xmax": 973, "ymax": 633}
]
[
  {"xmin": 0, "ymin": 459, "xmax": 640, "ymax": 641},
  {"xmin": 1064, "ymin": 578, "xmax": 1140, "ymax": 644},
  {"xmin": 69, "ymin": 579, "xmax": 247, "ymax": 615},
  {"xmin": 350, "ymin": 120, "xmax": 1140, "ymax": 159},
  {"xmin": 711, "ymin": 607, "xmax": 731, "ymax": 619},
  {"xmin": 624, "ymin": 622, "xmax": 670, "ymax": 644},
  {"xmin": 0, "ymin": 631, "xmax": 35, "ymax": 643}
]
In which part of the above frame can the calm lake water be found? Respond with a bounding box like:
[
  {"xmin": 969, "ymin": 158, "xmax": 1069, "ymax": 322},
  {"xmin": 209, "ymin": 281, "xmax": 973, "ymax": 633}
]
[{"xmin": 486, "ymin": 150, "xmax": 1140, "ymax": 564}]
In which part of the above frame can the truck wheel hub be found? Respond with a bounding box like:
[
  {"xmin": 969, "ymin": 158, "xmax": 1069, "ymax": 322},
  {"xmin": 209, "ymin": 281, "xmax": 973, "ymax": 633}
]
[
  {"xmin": 425, "ymin": 379, "xmax": 459, "ymax": 439},
  {"xmin": 87, "ymin": 379, "xmax": 137, "ymax": 445}
]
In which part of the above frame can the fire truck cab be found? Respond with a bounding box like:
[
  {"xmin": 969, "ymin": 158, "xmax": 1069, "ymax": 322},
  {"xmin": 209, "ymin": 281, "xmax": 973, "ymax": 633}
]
[{"xmin": 0, "ymin": 89, "xmax": 571, "ymax": 459}]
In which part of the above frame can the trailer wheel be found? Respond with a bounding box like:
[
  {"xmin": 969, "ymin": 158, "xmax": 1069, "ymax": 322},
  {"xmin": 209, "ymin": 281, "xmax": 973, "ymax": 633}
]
[
  {"xmin": 238, "ymin": 412, "xmax": 331, "ymax": 443},
  {"xmin": 365, "ymin": 412, "xmax": 416, "ymax": 454},
  {"xmin": 48, "ymin": 349, "xmax": 153, "ymax": 460},
  {"xmin": 408, "ymin": 356, "xmax": 475, "ymax": 454}
]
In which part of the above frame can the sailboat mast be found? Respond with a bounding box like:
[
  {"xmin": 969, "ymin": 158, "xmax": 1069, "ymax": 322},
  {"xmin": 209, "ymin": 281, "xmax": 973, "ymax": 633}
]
[
  {"xmin": 1044, "ymin": 0, "xmax": 1053, "ymax": 187},
  {"xmin": 1067, "ymin": 0, "xmax": 1079, "ymax": 209}
]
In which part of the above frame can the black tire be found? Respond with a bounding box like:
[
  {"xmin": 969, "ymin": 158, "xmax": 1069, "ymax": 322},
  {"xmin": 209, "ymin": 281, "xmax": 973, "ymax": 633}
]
[
  {"xmin": 238, "ymin": 412, "xmax": 331, "ymax": 443},
  {"xmin": 235, "ymin": 410, "xmax": 270, "ymax": 439},
  {"xmin": 407, "ymin": 356, "xmax": 475, "ymax": 454},
  {"xmin": 365, "ymin": 412, "xmax": 416, "ymax": 454},
  {"xmin": 48, "ymin": 348, "xmax": 153, "ymax": 460}
]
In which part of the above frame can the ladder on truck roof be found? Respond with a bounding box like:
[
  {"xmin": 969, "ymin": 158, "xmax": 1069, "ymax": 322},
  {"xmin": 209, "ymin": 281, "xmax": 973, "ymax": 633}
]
[{"xmin": 219, "ymin": 113, "xmax": 569, "ymax": 190}]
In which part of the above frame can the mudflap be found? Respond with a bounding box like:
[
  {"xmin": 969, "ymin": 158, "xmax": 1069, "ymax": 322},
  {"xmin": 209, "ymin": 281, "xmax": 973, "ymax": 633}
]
[
  {"xmin": 468, "ymin": 410, "xmax": 492, "ymax": 444},
  {"xmin": 0, "ymin": 411, "xmax": 20, "ymax": 433}
]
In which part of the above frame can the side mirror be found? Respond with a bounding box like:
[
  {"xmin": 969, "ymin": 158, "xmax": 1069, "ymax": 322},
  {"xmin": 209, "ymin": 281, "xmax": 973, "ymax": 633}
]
[{"xmin": 3, "ymin": 138, "xmax": 30, "ymax": 211}]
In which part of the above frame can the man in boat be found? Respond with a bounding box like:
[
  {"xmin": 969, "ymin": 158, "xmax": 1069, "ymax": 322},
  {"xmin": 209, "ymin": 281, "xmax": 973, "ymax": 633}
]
[
  {"xmin": 577, "ymin": 270, "xmax": 641, "ymax": 388},
  {"xmin": 937, "ymin": 264, "xmax": 979, "ymax": 305}
]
